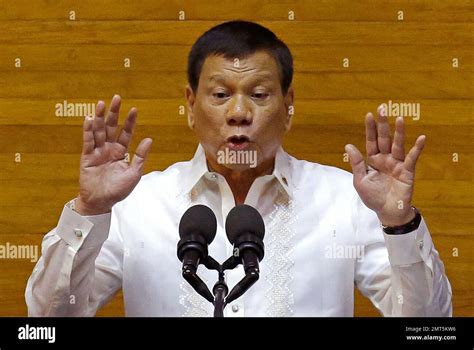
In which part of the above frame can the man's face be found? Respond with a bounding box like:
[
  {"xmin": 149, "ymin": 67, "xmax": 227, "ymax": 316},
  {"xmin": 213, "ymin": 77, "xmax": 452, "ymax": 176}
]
[{"xmin": 185, "ymin": 50, "xmax": 293, "ymax": 171}]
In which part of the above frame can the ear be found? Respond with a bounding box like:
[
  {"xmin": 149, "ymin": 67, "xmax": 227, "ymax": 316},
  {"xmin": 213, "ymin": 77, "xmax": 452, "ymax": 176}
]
[
  {"xmin": 185, "ymin": 85, "xmax": 196, "ymax": 130},
  {"xmin": 283, "ymin": 86, "xmax": 294, "ymax": 132}
]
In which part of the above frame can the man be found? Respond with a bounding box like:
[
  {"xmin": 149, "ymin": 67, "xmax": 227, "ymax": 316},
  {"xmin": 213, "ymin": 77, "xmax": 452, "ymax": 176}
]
[{"xmin": 26, "ymin": 20, "xmax": 452, "ymax": 317}]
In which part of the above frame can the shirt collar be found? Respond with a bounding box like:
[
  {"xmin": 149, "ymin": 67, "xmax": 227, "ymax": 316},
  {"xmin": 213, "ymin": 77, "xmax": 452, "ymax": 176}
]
[
  {"xmin": 273, "ymin": 145, "xmax": 294, "ymax": 198},
  {"xmin": 182, "ymin": 144, "xmax": 294, "ymax": 198},
  {"xmin": 181, "ymin": 144, "xmax": 210, "ymax": 195}
]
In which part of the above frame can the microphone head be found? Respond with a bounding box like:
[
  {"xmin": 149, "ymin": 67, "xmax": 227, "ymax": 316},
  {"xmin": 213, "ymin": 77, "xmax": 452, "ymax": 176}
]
[
  {"xmin": 179, "ymin": 205, "xmax": 217, "ymax": 244},
  {"xmin": 225, "ymin": 204, "xmax": 265, "ymax": 244}
]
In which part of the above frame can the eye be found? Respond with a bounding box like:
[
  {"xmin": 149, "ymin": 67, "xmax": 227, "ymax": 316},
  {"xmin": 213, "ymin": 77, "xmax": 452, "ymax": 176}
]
[
  {"xmin": 252, "ymin": 92, "xmax": 269, "ymax": 100},
  {"xmin": 213, "ymin": 92, "xmax": 229, "ymax": 99}
]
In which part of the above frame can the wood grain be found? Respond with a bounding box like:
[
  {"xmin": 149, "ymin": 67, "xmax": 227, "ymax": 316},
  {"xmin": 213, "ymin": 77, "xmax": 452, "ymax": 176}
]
[
  {"xmin": 0, "ymin": 99, "xmax": 472, "ymax": 126},
  {"xmin": 0, "ymin": 45, "xmax": 472, "ymax": 72},
  {"xmin": 0, "ymin": 0, "xmax": 471, "ymax": 317},
  {"xmin": 0, "ymin": 0, "xmax": 471, "ymax": 22},
  {"xmin": 0, "ymin": 71, "xmax": 471, "ymax": 99},
  {"xmin": 0, "ymin": 21, "xmax": 471, "ymax": 46}
]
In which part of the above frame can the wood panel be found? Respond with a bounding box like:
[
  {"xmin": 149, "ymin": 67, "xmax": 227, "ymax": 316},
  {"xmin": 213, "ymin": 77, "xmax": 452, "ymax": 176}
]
[
  {"xmin": 0, "ymin": 71, "xmax": 471, "ymax": 99},
  {"xmin": 0, "ymin": 0, "xmax": 471, "ymax": 22},
  {"xmin": 0, "ymin": 21, "xmax": 471, "ymax": 46},
  {"xmin": 0, "ymin": 0, "xmax": 472, "ymax": 317},
  {"xmin": 0, "ymin": 99, "xmax": 472, "ymax": 125},
  {"xmin": 0, "ymin": 45, "xmax": 472, "ymax": 72}
]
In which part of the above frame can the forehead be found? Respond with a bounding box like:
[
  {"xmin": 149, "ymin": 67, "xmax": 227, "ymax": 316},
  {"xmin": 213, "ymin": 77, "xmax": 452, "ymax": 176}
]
[{"xmin": 200, "ymin": 51, "xmax": 280, "ymax": 83}]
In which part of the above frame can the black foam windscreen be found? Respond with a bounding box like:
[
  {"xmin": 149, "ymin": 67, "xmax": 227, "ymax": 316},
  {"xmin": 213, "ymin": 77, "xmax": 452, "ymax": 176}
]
[
  {"xmin": 225, "ymin": 204, "xmax": 265, "ymax": 244},
  {"xmin": 179, "ymin": 205, "xmax": 217, "ymax": 244}
]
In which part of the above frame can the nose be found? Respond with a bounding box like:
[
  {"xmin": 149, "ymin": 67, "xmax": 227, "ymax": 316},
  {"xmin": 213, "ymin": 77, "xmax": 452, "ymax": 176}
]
[{"xmin": 226, "ymin": 95, "xmax": 252, "ymax": 126}]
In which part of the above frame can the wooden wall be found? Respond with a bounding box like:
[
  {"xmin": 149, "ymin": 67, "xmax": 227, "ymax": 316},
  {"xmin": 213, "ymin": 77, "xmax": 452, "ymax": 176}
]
[{"xmin": 0, "ymin": 0, "xmax": 472, "ymax": 317}]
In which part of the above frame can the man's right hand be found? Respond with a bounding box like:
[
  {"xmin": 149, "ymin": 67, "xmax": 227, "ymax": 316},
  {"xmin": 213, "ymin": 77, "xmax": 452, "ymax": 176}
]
[{"xmin": 75, "ymin": 95, "xmax": 152, "ymax": 216}]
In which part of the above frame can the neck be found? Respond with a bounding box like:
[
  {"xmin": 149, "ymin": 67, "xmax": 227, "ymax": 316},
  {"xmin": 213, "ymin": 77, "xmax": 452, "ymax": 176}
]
[{"xmin": 207, "ymin": 157, "xmax": 275, "ymax": 205}]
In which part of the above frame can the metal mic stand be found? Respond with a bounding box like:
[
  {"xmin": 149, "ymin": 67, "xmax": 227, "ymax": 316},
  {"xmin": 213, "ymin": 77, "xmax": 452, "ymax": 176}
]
[{"xmin": 183, "ymin": 254, "xmax": 260, "ymax": 317}]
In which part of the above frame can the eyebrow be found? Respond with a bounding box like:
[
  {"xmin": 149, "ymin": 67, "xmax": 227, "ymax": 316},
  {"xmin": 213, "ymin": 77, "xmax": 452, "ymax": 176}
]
[{"xmin": 208, "ymin": 73, "xmax": 276, "ymax": 83}]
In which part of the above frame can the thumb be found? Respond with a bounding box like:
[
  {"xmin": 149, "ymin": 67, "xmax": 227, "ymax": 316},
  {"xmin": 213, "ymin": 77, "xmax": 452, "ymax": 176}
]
[
  {"xmin": 131, "ymin": 138, "xmax": 153, "ymax": 173},
  {"xmin": 345, "ymin": 144, "xmax": 366, "ymax": 184}
]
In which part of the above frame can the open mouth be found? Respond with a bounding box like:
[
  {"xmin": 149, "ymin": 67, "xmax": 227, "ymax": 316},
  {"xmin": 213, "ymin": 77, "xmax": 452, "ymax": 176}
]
[{"xmin": 226, "ymin": 135, "xmax": 250, "ymax": 150}]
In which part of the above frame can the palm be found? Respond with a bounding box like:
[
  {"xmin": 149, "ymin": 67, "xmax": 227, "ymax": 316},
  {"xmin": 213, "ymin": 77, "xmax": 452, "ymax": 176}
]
[
  {"xmin": 345, "ymin": 105, "xmax": 425, "ymax": 226},
  {"xmin": 358, "ymin": 153, "xmax": 413, "ymax": 213},
  {"xmin": 80, "ymin": 144, "xmax": 136, "ymax": 204},
  {"xmin": 77, "ymin": 95, "xmax": 152, "ymax": 215}
]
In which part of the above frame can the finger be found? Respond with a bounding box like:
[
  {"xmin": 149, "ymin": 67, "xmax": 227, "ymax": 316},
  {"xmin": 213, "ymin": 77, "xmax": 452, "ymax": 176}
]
[
  {"xmin": 93, "ymin": 101, "xmax": 106, "ymax": 148},
  {"xmin": 392, "ymin": 117, "xmax": 406, "ymax": 161},
  {"xmin": 82, "ymin": 115, "xmax": 95, "ymax": 155},
  {"xmin": 105, "ymin": 94, "xmax": 121, "ymax": 142},
  {"xmin": 117, "ymin": 107, "xmax": 138, "ymax": 149},
  {"xmin": 377, "ymin": 105, "xmax": 391, "ymax": 154},
  {"xmin": 404, "ymin": 135, "xmax": 426, "ymax": 173},
  {"xmin": 365, "ymin": 112, "xmax": 379, "ymax": 156},
  {"xmin": 131, "ymin": 138, "xmax": 153, "ymax": 174},
  {"xmin": 345, "ymin": 144, "xmax": 367, "ymax": 184}
]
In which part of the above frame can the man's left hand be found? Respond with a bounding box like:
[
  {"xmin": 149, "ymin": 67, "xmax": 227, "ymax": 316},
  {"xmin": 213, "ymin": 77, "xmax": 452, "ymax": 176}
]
[{"xmin": 345, "ymin": 105, "xmax": 425, "ymax": 227}]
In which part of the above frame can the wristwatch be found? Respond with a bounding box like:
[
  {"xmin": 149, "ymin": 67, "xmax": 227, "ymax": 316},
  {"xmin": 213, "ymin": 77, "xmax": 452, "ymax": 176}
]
[{"xmin": 382, "ymin": 207, "xmax": 422, "ymax": 235}]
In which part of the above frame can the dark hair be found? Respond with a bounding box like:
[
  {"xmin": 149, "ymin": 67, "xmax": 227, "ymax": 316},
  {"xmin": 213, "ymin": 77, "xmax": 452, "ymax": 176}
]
[{"xmin": 187, "ymin": 20, "xmax": 293, "ymax": 95}]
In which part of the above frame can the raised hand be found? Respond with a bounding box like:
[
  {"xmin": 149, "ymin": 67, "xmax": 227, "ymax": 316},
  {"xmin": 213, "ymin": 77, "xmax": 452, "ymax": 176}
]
[
  {"xmin": 345, "ymin": 105, "xmax": 425, "ymax": 227},
  {"xmin": 75, "ymin": 95, "xmax": 152, "ymax": 215}
]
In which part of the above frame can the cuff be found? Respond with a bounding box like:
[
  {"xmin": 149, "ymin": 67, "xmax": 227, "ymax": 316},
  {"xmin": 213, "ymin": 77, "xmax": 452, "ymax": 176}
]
[
  {"xmin": 56, "ymin": 202, "xmax": 112, "ymax": 251},
  {"xmin": 383, "ymin": 217, "xmax": 434, "ymax": 266}
]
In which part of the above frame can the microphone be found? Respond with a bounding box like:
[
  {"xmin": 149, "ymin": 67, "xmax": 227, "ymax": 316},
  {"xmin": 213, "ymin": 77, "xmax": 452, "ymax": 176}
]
[
  {"xmin": 177, "ymin": 204, "xmax": 217, "ymax": 302},
  {"xmin": 224, "ymin": 204, "xmax": 265, "ymax": 304}
]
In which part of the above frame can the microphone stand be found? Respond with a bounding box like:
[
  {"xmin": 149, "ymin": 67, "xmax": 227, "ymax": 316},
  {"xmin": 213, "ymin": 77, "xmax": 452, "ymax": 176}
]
[{"xmin": 183, "ymin": 254, "xmax": 260, "ymax": 317}]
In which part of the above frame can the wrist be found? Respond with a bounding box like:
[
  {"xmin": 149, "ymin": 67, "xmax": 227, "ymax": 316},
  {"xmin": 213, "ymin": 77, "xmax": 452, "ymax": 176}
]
[
  {"xmin": 381, "ymin": 207, "xmax": 422, "ymax": 235},
  {"xmin": 75, "ymin": 196, "xmax": 112, "ymax": 216},
  {"xmin": 377, "ymin": 207, "xmax": 416, "ymax": 227}
]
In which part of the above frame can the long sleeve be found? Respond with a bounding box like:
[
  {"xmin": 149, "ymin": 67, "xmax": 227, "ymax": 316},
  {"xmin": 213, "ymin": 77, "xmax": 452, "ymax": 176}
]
[
  {"xmin": 25, "ymin": 202, "xmax": 123, "ymax": 317},
  {"xmin": 354, "ymin": 196, "xmax": 453, "ymax": 316}
]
